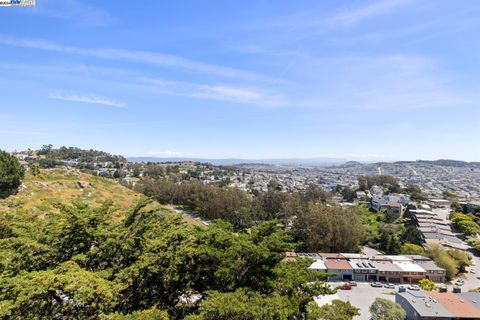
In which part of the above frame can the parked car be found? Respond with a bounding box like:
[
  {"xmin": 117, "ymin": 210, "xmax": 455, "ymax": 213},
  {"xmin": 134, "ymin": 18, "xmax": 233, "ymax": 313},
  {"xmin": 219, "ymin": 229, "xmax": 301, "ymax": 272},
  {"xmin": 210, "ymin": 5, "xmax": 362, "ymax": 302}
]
[
  {"xmin": 371, "ymin": 282, "xmax": 383, "ymax": 287},
  {"xmin": 342, "ymin": 283, "xmax": 352, "ymax": 290},
  {"xmin": 455, "ymin": 280, "xmax": 464, "ymax": 286},
  {"xmin": 408, "ymin": 285, "xmax": 420, "ymax": 291},
  {"xmin": 349, "ymin": 281, "xmax": 357, "ymax": 286},
  {"xmin": 470, "ymin": 268, "xmax": 476, "ymax": 274},
  {"xmin": 384, "ymin": 283, "xmax": 395, "ymax": 289}
]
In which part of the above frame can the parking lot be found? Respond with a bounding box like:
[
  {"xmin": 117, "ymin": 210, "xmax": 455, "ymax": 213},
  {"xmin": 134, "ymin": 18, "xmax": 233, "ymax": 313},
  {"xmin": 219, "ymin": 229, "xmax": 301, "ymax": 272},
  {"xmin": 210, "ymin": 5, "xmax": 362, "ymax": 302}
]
[{"xmin": 326, "ymin": 282, "xmax": 398, "ymax": 320}]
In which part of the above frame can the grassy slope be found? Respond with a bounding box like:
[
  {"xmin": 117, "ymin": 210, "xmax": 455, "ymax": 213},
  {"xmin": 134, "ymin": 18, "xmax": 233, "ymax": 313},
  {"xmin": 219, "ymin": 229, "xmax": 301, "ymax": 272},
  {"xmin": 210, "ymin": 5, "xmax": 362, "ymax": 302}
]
[{"xmin": 0, "ymin": 168, "xmax": 201, "ymax": 226}]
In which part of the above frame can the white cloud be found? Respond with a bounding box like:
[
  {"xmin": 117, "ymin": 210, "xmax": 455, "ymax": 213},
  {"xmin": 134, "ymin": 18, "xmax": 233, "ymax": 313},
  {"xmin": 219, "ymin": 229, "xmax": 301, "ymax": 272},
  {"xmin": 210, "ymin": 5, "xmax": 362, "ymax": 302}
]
[
  {"xmin": 48, "ymin": 93, "xmax": 125, "ymax": 108},
  {"xmin": 328, "ymin": 0, "xmax": 414, "ymax": 27},
  {"xmin": 0, "ymin": 35, "xmax": 277, "ymax": 82},
  {"xmin": 147, "ymin": 151, "xmax": 196, "ymax": 157},
  {"xmin": 140, "ymin": 78, "xmax": 283, "ymax": 106}
]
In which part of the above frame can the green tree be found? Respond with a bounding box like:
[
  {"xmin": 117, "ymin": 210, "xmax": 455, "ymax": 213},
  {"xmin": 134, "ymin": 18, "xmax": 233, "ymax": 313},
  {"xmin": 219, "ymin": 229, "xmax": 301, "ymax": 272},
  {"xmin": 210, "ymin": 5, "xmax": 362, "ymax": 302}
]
[
  {"xmin": 132, "ymin": 166, "xmax": 141, "ymax": 178},
  {"xmin": 0, "ymin": 150, "xmax": 25, "ymax": 193},
  {"xmin": 403, "ymin": 184, "xmax": 426, "ymax": 201},
  {"xmin": 187, "ymin": 289, "xmax": 297, "ymax": 320},
  {"xmin": 270, "ymin": 259, "xmax": 332, "ymax": 315},
  {"xmin": 447, "ymin": 249, "xmax": 471, "ymax": 272},
  {"xmin": 340, "ymin": 186, "xmax": 356, "ymax": 202},
  {"xmin": 457, "ymin": 220, "xmax": 480, "ymax": 236},
  {"xmin": 0, "ymin": 261, "xmax": 120, "ymax": 319},
  {"xmin": 401, "ymin": 243, "xmax": 425, "ymax": 255},
  {"xmin": 293, "ymin": 203, "xmax": 364, "ymax": 253},
  {"xmin": 427, "ymin": 245, "xmax": 459, "ymax": 280},
  {"xmin": 308, "ymin": 300, "xmax": 360, "ymax": 320},
  {"xmin": 369, "ymin": 298, "xmax": 406, "ymax": 320},
  {"xmin": 105, "ymin": 307, "xmax": 169, "ymax": 320},
  {"xmin": 30, "ymin": 162, "xmax": 41, "ymax": 176},
  {"xmin": 418, "ymin": 279, "xmax": 437, "ymax": 291},
  {"xmin": 451, "ymin": 202, "xmax": 463, "ymax": 213}
]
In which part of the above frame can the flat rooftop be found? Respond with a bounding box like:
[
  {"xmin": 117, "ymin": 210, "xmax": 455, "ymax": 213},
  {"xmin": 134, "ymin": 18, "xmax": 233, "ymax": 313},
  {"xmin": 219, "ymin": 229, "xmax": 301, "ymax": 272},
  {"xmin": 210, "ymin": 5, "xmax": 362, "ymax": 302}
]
[
  {"xmin": 428, "ymin": 291, "xmax": 480, "ymax": 318},
  {"xmin": 393, "ymin": 261, "xmax": 426, "ymax": 273},
  {"xmin": 397, "ymin": 291, "xmax": 451, "ymax": 318}
]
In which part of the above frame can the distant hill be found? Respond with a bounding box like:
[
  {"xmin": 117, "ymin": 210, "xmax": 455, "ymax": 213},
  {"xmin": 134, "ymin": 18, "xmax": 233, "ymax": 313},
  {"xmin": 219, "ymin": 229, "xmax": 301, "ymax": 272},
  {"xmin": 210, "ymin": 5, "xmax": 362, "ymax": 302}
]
[
  {"xmin": 417, "ymin": 159, "xmax": 480, "ymax": 167},
  {"xmin": 128, "ymin": 156, "xmax": 348, "ymax": 167}
]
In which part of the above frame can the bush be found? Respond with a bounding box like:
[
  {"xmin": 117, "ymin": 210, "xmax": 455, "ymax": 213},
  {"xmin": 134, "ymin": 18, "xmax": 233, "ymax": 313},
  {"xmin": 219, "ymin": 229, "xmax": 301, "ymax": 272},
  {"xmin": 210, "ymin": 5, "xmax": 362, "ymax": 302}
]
[{"xmin": 0, "ymin": 150, "xmax": 25, "ymax": 194}]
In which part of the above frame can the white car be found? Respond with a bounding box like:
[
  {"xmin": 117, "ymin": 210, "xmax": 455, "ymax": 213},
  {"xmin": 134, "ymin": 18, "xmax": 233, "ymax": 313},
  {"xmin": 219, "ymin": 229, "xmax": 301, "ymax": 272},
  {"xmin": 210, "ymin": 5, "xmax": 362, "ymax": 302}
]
[
  {"xmin": 455, "ymin": 280, "xmax": 464, "ymax": 286},
  {"xmin": 471, "ymin": 268, "xmax": 476, "ymax": 274},
  {"xmin": 408, "ymin": 285, "xmax": 420, "ymax": 291}
]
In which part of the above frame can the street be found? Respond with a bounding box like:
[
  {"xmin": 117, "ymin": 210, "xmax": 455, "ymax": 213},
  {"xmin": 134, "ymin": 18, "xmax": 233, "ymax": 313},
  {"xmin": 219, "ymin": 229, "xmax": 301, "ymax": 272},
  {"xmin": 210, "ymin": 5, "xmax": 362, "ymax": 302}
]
[{"xmin": 329, "ymin": 282, "xmax": 397, "ymax": 320}]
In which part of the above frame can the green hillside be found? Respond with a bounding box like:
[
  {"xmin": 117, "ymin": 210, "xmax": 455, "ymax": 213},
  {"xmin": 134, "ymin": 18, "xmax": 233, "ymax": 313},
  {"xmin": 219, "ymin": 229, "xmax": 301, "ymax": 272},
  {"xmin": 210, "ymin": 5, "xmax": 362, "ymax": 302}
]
[{"xmin": 0, "ymin": 168, "xmax": 199, "ymax": 226}]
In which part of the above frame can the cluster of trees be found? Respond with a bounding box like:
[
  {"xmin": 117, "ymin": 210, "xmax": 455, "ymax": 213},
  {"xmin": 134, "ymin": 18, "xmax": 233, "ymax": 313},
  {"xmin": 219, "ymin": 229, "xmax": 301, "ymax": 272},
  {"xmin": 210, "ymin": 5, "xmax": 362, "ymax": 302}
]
[
  {"xmin": 402, "ymin": 243, "xmax": 471, "ymax": 280},
  {"xmin": 38, "ymin": 145, "xmax": 126, "ymax": 163},
  {"xmin": 1, "ymin": 197, "xmax": 357, "ymax": 319},
  {"xmin": 424, "ymin": 245, "xmax": 471, "ymax": 280},
  {"xmin": 293, "ymin": 203, "xmax": 364, "ymax": 253},
  {"xmin": 356, "ymin": 205, "xmax": 422, "ymax": 255},
  {"xmin": 357, "ymin": 175, "xmax": 401, "ymax": 193},
  {"xmin": 138, "ymin": 179, "xmax": 364, "ymax": 253},
  {"xmin": 0, "ymin": 150, "xmax": 25, "ymax": 196},
  {"xmin": 356, "ymin": 175, "xmax": 426, "ymax": 201},
  {"xmin": 450, "ymin": 212, "xmax": 480, "ymax": 236}
]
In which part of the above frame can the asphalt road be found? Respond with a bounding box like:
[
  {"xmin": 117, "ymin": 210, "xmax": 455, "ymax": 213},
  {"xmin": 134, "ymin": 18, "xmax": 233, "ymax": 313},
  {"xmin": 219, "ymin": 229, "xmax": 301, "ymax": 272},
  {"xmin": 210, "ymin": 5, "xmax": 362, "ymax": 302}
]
[{"xmin": 330, "ymin": 282, "xmax": 397, "ymax": 320}]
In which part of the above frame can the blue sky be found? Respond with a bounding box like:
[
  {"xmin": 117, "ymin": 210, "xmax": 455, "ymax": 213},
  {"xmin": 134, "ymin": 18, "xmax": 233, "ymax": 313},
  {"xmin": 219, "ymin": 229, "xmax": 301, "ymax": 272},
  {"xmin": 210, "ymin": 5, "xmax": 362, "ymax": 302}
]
[{"xmin": 1, "ymin": 0, "xmax": 480, "ymax": 161}]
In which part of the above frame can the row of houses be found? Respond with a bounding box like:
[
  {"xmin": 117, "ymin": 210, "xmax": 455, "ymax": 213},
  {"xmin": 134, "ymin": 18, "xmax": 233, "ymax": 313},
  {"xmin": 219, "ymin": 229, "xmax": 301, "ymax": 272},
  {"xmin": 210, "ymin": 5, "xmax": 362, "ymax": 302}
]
[
  {"xmin": 408, "ymin": 205, "xmax": 468, "ymax": 250},
  {"xmin": 288, "ymin": 252, "xmax": 446, "ymax": 283}
]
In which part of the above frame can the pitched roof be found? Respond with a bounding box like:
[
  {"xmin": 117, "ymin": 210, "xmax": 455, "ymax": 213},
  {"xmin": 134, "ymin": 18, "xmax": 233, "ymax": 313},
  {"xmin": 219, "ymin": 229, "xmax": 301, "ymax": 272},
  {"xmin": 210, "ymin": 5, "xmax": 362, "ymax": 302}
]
[
  {"xmin": 325, "ymin": 259, "xmax": 353, "ymax": 270},
  {"xmin": 309, "ymin": 260, "xmax": 327, "ymax": 270}
]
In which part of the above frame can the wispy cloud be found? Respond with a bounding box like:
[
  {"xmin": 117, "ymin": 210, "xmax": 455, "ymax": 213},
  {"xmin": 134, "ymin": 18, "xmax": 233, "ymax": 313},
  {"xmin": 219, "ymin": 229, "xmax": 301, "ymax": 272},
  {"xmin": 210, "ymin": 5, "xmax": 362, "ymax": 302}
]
[
  {"xmin": 0, "ymin": 35, "xmax": 277, "ymax": 82},
  {"xmin": 29, "ymin": 0, "xmax": 113, "ymax": 26},
  {"xmin": 328, "ymin": 0, "xmax": 414, "ymax": 27},
  {"xmin": 147, "ymin": 151, "xmax": 196, "ymax": 157},
  {"xmin": 140, "ymin": 77, "xmax": 283, "ymax": 106},
  {"xmin": 48, "ymin": 93, "xmax": 125, "ymax": 108}
]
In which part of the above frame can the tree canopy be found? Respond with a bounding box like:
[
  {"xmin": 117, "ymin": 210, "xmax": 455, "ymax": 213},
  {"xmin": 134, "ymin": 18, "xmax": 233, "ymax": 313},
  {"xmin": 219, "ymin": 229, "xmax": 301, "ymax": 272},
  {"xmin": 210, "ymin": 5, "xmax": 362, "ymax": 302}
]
[
  {"xmin": 369, "ymin": 298, "xmax": 406, "ymax": 320},
  {"xmin": 0, "ymin": 195, "xmax": 334, "ymax": 319}
]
